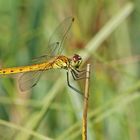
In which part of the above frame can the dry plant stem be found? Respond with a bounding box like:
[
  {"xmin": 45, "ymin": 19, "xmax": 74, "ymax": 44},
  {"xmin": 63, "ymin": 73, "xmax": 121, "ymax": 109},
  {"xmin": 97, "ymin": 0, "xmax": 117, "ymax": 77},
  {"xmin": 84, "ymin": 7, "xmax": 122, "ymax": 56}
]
[{"xmin": 82, "ymin": 64, "xmax": 91, "ymax": 140}]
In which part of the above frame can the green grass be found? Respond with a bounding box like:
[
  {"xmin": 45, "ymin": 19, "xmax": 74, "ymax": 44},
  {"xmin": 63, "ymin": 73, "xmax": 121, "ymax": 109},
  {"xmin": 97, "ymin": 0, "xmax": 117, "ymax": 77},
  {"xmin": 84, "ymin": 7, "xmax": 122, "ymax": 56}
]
[{"xmin": 0, "ymin": 0, "xmax": 140, "ymax": 140}]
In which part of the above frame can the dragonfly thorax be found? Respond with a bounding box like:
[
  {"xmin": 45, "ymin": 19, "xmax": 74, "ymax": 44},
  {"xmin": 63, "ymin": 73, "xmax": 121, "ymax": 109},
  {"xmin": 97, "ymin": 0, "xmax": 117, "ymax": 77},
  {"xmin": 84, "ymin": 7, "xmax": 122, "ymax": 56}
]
[{"xmin": 70, "ymin": 54, "xmax": 82, "ymax": 69}]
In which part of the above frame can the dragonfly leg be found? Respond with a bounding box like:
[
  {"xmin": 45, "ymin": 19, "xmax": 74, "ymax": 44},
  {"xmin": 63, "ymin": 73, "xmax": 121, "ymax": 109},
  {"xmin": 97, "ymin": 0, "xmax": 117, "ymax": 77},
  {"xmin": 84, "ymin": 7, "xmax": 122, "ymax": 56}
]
[
  {"xmin": 66, "ymin": 71, "xmax": 83, "ymax": 95},
  {"xmin": 76, "ymin": 68, "xmax": 86, "ymax": 73},
  {"xmin": 71, "ymin": 69, "xmax": 87, "ymax": 80},
  {"xmin": 72, "ymin": 68, "xmax": 86, "ymax": 76},
  {"xmin": 71, "ymin": 70, "xmax": 85, "ymax": 80}
]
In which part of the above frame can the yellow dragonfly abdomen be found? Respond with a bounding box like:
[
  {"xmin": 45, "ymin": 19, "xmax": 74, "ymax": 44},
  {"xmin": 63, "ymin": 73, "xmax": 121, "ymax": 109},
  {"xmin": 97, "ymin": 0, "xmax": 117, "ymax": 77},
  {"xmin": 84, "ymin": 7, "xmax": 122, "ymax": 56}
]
[
  {"xmin": 0, "ymin": 55, "xmax": 69, "ymax": 75},
  {"xmin": 0, "ymin": 63, "xmax": 51, "ymax": 75}
]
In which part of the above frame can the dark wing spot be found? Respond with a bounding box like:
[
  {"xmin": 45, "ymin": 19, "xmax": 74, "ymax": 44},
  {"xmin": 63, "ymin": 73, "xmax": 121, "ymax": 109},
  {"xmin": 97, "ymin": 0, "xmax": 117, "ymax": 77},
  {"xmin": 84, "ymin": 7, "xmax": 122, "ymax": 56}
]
[{"xmin": 10, "ymin": 70, "xmax": 14, "ymax": 72}]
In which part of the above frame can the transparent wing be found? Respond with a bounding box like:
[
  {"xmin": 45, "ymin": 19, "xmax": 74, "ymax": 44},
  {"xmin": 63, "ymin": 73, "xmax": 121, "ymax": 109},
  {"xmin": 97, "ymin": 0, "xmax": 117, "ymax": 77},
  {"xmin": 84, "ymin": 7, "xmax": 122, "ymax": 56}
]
[
  {"xmin": 18, "ymin": 38, "xmax": 59, "ymax": 92},
  {"xmin": 31, "ymin": 42, "xmax": 59, "ymax": 64},
  {"xmin": 31, "ymin": 17, "xmax": 74, "ymax": 63},
  {"xmin": 47, "ymin": 17, "xmax": 74, "ymax": 56},
  {"xmin": 31, "ymin": 55, "xmax": 48, "ymax": 63},
  {"xmin": 18, "ymin": 71, "xmax": 42, "ymax": 92}
]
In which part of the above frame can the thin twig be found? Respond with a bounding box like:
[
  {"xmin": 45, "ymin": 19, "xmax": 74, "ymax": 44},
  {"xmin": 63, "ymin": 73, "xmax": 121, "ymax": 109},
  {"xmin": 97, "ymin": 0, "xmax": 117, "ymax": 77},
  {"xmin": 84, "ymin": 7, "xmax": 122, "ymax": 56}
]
[{"xmin": 82, "ymin": 64, "xmax": 91, "ymax": 140}]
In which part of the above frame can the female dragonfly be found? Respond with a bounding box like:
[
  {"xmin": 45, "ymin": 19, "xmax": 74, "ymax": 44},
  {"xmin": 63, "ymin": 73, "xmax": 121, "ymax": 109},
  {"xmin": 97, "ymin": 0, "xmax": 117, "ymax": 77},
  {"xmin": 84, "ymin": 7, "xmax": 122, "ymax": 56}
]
[{"xmin": 0, "ymin": 17, "xmax": 84, "ymax": 94}]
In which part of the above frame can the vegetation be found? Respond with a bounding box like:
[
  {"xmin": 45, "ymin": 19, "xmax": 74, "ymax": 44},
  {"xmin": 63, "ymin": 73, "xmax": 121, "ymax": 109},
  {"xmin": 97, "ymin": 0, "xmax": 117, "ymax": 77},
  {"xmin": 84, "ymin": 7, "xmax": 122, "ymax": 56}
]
[{"xmin": 0, "ymin": 0, "xmax": 140, "ymax": 140}]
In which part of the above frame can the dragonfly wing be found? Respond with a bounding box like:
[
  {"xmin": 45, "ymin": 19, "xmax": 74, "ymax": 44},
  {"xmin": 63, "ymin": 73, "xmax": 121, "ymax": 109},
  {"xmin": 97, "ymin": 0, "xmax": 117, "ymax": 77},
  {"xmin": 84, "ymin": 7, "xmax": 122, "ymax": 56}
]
[
  {"xmin": 18, "ymin": 71, "xmax": 42, "ymax": 92},
  {"xmin": 28, "ymin": 17, "xmax": 73, "ymax": 65},
  {"xmin": 31, "ymin": 42, "xmax": 59, "ymax": 64},
  {"xmin": 31, "ymin": 55, "xmax": 49, "ymax": 64},
  {"xmin": 47, "ymin": 17, "xmax": 74, "ymax": 56}
]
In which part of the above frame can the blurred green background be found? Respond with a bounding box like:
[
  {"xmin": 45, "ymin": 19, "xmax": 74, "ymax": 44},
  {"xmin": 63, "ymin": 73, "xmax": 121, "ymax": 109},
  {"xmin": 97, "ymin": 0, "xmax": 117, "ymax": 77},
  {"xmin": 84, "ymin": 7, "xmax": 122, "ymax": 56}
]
[{"xmin": 0, "ymin": 0, "xmax": 140, "ymax": 140}]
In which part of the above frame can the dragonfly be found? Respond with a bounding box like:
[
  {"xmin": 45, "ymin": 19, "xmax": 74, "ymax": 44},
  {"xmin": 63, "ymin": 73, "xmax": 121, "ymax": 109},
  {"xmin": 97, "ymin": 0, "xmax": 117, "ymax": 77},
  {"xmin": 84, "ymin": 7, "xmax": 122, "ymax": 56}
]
[{"xmin": 0, "ymin": 17, "xmax": 85, "ymax": 94}]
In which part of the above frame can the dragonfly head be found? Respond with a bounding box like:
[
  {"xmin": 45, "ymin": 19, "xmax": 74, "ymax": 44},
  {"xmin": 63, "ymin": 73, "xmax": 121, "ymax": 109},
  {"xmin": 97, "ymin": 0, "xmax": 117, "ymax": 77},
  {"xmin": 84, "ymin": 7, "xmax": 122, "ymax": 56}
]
[{"xmin": 70, "ymin": 54, "xmax": 82, "ymax": 69}]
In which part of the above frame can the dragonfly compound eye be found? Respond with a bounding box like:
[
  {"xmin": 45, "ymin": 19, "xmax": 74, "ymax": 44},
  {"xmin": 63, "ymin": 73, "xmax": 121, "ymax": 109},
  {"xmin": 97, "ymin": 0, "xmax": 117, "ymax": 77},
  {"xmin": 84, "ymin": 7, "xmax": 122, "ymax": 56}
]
[{"xmin": 71, "ymin": 54, "xmax": 82, "ymax": 68}]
